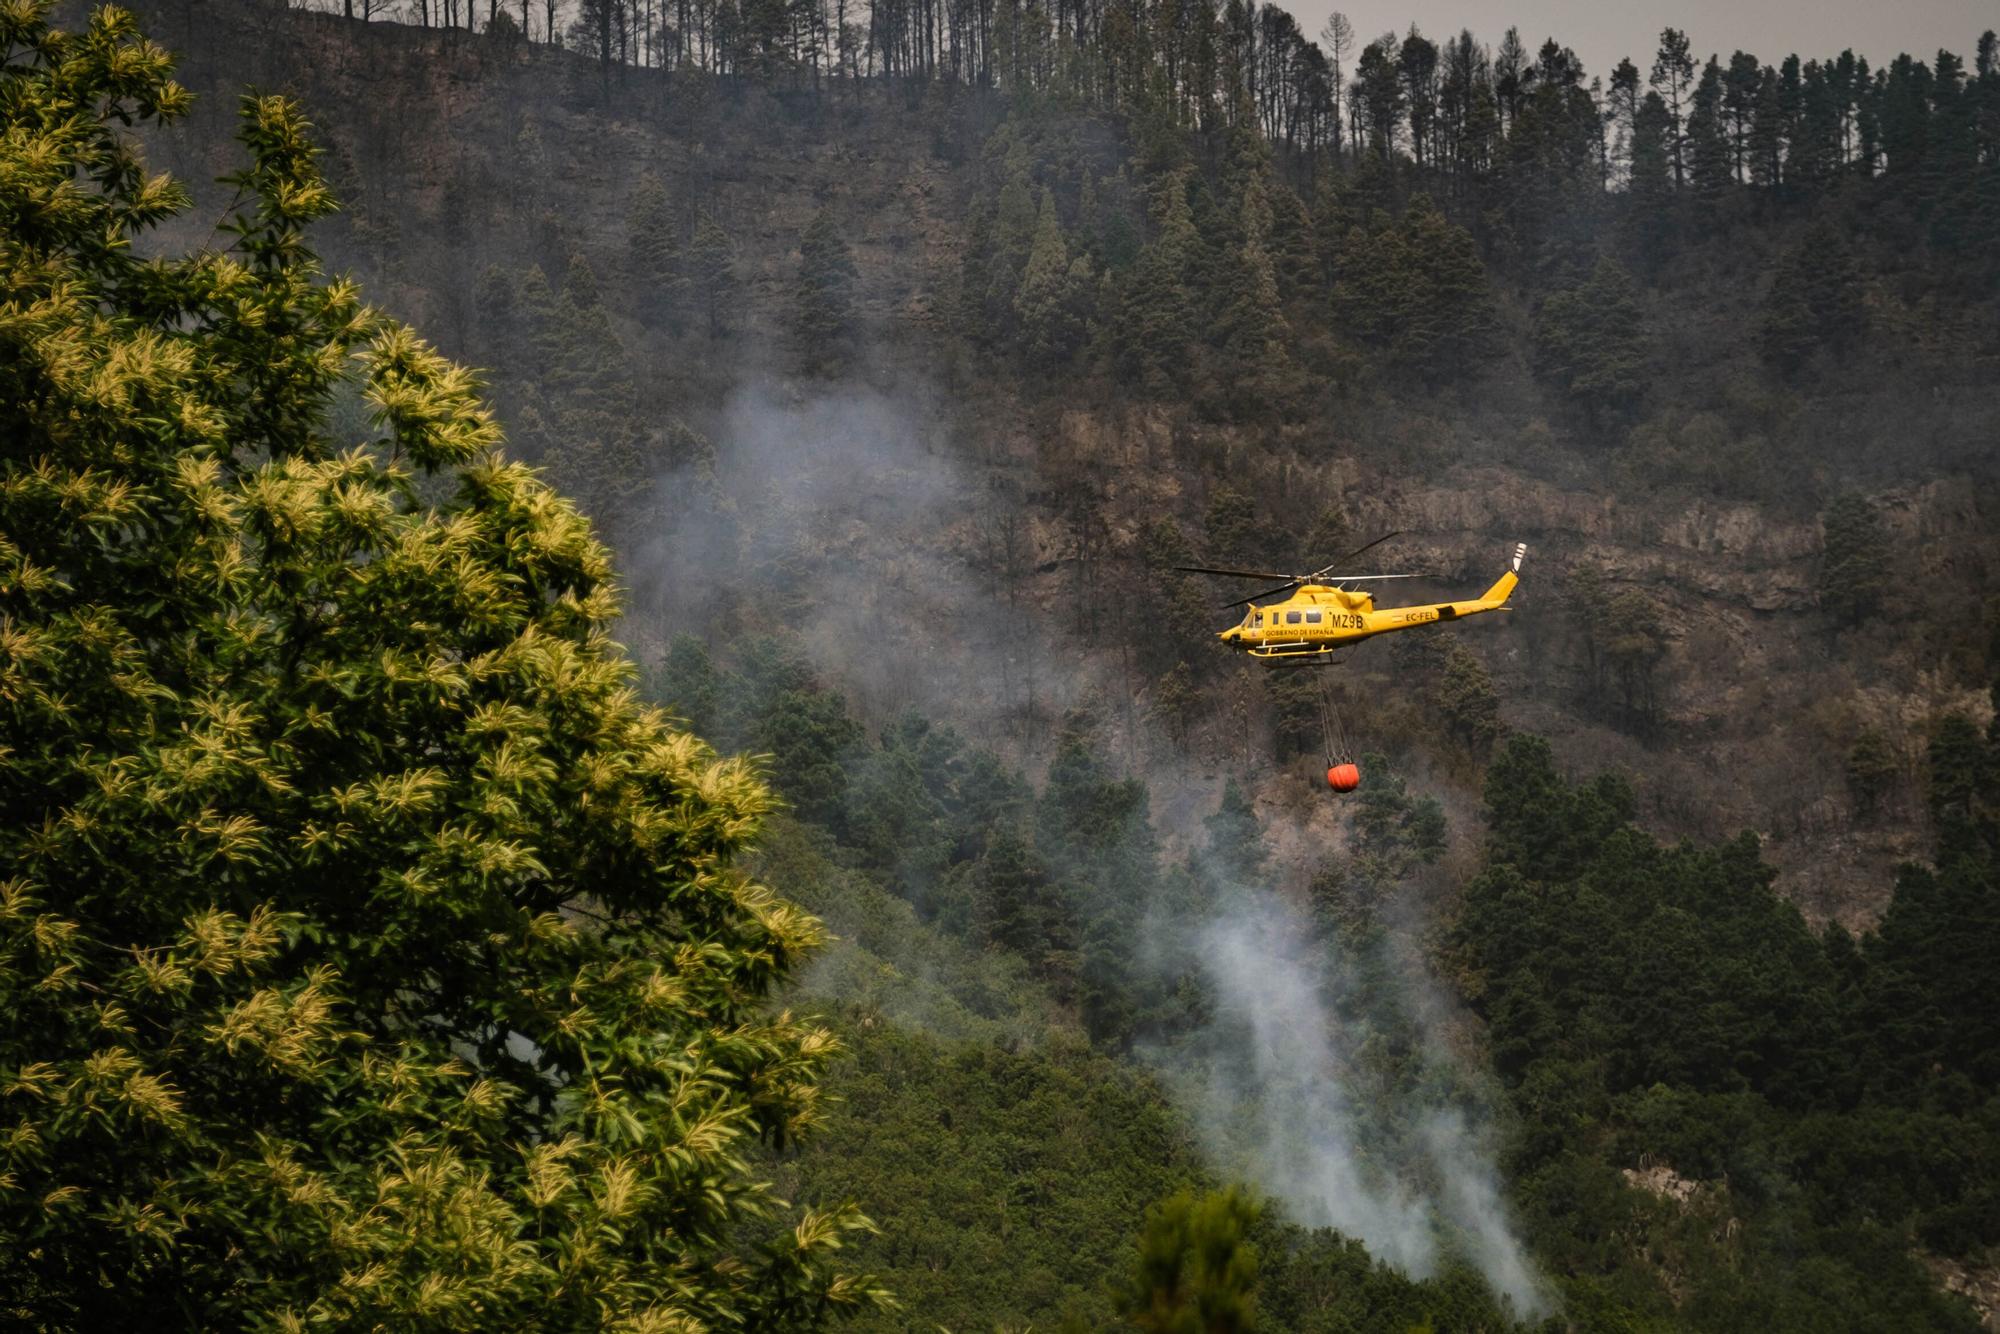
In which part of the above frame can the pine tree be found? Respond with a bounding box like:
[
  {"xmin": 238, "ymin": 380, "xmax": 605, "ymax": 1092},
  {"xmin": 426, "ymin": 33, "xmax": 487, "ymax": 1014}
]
[
  {"xmin": 1748, "ymin": 65, "xmax": 1787, "ymax": 187},
  {"xmin": 794, "ymin": 205, "xmax": 858, "ymax": 373},
  {"xmin": 1651, "ymin": 26, "xmax": 1697, "ymax": 185},
  {"xmin": 1153, "ymin": 662, "xmax": 1200, "ymax": 747},
  {"xmin": 1112, "ymin": 1189, "xmax": 1260, "ymax": 1333},
  {"xmin": 1078, "ymin": 169, "xmax": 1106, "ymax": 263},
  {"xmin": 1435, "ymin": 641, "xmax": 1504, "ymax": 756},
  {"xmin": 1309, "ymin": 174, "xmax": 1352, "ymax": 284},
  {"xmin": 1302, "ymin": 501, "xmax": 1351, "ymax": 563},
  {"xmin": 1818, "ymin": 493, "xmax": 1890, "ymax": 626},
  {"xmin": 1532, "ymin": 254, "xmax": 1652, "ymax": 422},
  {"xmin": 626, "ymin": 169, "xmax": 681, "ymax": 323},
  {"xmin": 1209, "ymin": 180, "xmax": 1299, "ymax": 419},
  {"xmin": 540, "ymin": 254, "xmax": 652, "ymax": 528},
  {"xmin": 1124, "ymin": 169, "xmax": 1200, "ymax": 393},
  {"xmin": 1203, "ymin": 779, "xmax": 1266, "ymax": 880},
  {"xmin": 1626, "ymin": 91, "xmax": 1676, "ymax": 259},
  {"xmin": 510, "ymin": 260, "xmax": 564, "ymax": 401},
  {"xmin": 1925, "ymin": 715, "xmax": 1992, "ymax": 843},
  {"xmin": 956, "ymin": 202, "xmax": 998, "ymax": 343},
  {"xmin": 1846, "ymin": 728, "xmax": 1900, "ymax": 818},
  {"xmin": 1599, "ymin": 586, "xmax": 1668, "ymax": 725},
  {"xmin": 1389, "ymin": 194, "xmax": 1499, "ymax": 382},
  {"xmin": 1330, "ymin": 212, "xmax": 1399, "ymax": 344},
  {"xmin": 1761, "ymin": 222, "xmax": 1868, "ymax": 374},
  {"xmin": 1015, "ymin": 188, "xmax": 1084, "ymax": 366},
  {"xmin": 686, "ymin": 208, "xmax": 737, "ymax": 337},
  {"xmin": 1264, "ymin": 182, "xmax": 1319, "ymax": 305},
  {"xmin": 973, "ymin": 824, "xmax": 1059, "ymax": 959},
  {"xmin": 471, "ymin": 261, "xmax": 515, "ymax": 364},
  {"xmin": 987, "ymin": 158, "xmax": 1038, "ymax": 341},
  {"xmin": 1202, "ymin": 485, "xmax": 1277, "ymax": 565},
  {"xmin": 0, "ymin": 9, "xmax": 884, "ymax": 1324},
  {"xmin": 1687, "ymin": 56, "xmax": 1734, "ymax": 210}
]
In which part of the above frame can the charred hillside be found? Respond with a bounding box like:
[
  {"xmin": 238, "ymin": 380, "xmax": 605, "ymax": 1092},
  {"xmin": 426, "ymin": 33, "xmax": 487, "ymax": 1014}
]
[{"xmin": 129, "ymin": 0, "xmax": 2000, "ymax": 925}]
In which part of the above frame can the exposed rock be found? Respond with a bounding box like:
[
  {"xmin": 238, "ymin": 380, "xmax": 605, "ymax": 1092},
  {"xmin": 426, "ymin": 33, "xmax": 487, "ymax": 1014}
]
[
  {"xmin": 1623, "ymin": 1163, "xmax": 1701, "ymax": 1207},
  {"xmin": 1921, "ymin": 1253, "xmax": 2000, "ymax": 1331}
]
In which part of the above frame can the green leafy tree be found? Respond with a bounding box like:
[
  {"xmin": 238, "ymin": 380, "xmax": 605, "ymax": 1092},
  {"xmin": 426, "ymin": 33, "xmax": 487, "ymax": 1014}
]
[
  {"xmin": 1113, "ymin": 1188, "xmax": 1261, "ymax": 1333},
  {"xmin": 795, "ymin": 205, "xmax": 858, "ymax": 373},
  {"xmin": 0, "ymin": 10, "xmax": 884, "ymax": 1325}
]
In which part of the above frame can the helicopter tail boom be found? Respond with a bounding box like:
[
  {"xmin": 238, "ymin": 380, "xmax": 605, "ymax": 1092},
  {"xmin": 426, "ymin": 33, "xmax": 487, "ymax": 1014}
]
[
  {"xmin": 1411, "ymin": 544, "xmax": 1524, "ymax": 624},
  {"xmin": 1475, "ymin": 543, "xmax": 1527, "ymax": 607},
  {"xmin": 1477, "ymin": 569, "xmax": 1518, "ymax": 607}
]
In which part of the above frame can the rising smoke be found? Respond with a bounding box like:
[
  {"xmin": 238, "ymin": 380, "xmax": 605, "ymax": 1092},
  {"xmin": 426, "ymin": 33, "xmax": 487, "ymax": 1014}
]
[
  {"xmin": 1191, "ymin": 893, "xmax": 1546, "ymax": 1316},
  {"xmin": 627, "ymin": 377, "xmax": 1549, "ymax": 1318}
]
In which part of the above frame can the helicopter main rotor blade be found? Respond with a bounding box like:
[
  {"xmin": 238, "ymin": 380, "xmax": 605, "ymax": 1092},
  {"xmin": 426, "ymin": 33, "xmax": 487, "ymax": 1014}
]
[
  {"xmin": 1306, "ymin": 529, "xmax": 1402, "ymax": 581},
  {"xmin": 1173, "ymin": 563, "xmax": 1301, "ymax": 581},
  {"xmin": 1221, "ymin": 580, "xmax": 1302, "ymax": 610}
]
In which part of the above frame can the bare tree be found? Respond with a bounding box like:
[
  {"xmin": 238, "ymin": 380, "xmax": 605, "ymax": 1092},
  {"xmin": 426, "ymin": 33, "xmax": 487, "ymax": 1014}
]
[{"xmin": 1320, "ymin": 11, "xmax": 1353, "ymax": 158}]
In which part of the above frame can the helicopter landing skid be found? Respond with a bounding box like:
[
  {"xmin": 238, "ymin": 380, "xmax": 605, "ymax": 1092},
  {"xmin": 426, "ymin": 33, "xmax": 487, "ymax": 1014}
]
[{"xmin": 1259, "ymin": 651, "xmax": 1346, "ymax": 669}]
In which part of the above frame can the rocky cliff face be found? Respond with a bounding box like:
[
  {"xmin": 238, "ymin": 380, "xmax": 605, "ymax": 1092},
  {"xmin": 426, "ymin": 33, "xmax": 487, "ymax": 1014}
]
[{"xmin": 123, "ymin": 0, "xmax": 2000, "ymax": 925}]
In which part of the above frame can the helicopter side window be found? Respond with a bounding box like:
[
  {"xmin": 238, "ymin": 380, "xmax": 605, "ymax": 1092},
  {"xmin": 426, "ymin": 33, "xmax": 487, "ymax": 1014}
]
[
  {"xmin": 1305, "ymin": 611, "xmax": 1323, "ymax": 624},
  {"xmin": 1286, "ymin": 611, "xmax": 1303, "ymax": 625}
]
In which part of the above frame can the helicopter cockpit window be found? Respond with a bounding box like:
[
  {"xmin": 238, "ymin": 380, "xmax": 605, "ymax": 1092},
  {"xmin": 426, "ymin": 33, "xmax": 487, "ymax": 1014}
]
[
  {"xmin": 1305, "ymin": 611, "xmax": 1323, "ymax": 624},
  {"xmin": 1286, "ymin": 611, "xmax": 1303, "ymax": 625}
]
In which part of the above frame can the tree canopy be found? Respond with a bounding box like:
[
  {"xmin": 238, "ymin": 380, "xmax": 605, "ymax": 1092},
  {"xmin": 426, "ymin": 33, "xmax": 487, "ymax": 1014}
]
[{"xmin": 0, "ymin": 5, "xmax": 882, "ymax": 1325}]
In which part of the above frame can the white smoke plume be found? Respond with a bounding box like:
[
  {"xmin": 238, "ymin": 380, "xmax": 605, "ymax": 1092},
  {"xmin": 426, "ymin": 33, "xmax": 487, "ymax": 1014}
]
[
  {"xmin": 625, "ymin": 376, "xmax": 1549, "ymax": 1319},
  {"xmin": 1190, "ymin": 894, "xmax": 1547, "ymax": 1316}
]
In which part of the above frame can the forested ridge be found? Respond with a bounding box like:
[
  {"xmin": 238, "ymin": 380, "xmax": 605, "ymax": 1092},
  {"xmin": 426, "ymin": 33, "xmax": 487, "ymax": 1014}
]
[{"xmin": 6, "ymin": 0, "xmax": 2000, "ymax": 1327}]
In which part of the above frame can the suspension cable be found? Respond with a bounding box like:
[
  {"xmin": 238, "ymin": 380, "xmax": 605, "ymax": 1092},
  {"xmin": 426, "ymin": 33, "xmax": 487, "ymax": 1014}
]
[{"xmin": 1316, "ymin": 674, "xmax": 1353, "ymax": 767}]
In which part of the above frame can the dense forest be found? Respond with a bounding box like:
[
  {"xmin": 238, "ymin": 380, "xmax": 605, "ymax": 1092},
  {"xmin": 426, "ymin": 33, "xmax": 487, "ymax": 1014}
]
[{"xmin": 5, "ymin": 0, "xmax": 2000, "ymax": 1327}]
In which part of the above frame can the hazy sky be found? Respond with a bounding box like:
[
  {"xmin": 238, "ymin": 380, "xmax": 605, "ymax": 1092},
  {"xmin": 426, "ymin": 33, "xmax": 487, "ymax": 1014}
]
[{"xmin": 1287, "ymin": 0, "xmax": 1996, "ymax": 86}]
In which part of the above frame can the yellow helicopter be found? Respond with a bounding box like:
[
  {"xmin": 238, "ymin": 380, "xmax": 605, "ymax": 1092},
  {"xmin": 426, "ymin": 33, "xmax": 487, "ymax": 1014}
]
[{"xmin": 1178, "ymin": 533, "xmax": 1526, "ymax": 666}]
